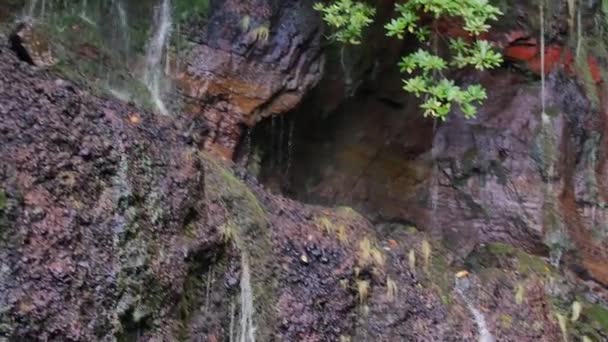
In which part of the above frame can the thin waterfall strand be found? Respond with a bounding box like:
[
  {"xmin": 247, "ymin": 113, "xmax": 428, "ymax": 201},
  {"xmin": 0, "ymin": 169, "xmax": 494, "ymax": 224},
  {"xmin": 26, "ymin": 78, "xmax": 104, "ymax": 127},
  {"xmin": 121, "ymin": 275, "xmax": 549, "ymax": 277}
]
[
  {"xmin": 539, "ymin": 0, "xmax": 563, "ymax": 267},
  {"xmin": 113, "ymin": 0, "xmax": 130, "ymax": 58},
  {"xmin": 455, "ymin": 278, "xmax": 495, "ymax": 342},
  {"xmin": 540, "ymin": 1, "xmax": 546, "ymax": 118},
  {"xmin": 143, "ymin": 0, "xmax": 172, "ymax": 115},
  {"xmin": 238, "ymin": 255, "xmax": 256, "ymax": 342}
]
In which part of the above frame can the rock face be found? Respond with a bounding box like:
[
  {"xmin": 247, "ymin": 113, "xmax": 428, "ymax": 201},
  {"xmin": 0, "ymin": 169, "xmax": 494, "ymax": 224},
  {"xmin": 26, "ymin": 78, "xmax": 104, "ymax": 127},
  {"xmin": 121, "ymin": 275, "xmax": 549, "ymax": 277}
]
[
  {"xmin": 3, "ymin": 0, "xmax": 324, "ymax": 161},
  {"xmin": 2, "ymin": 0, "xmax": 608, "ymax": 341},
  {"xmin": 0, "ymin": 37, "xmax": 475, "ymax": 341},
  {"xmin": 258, "ymin": 0, "xmax": 608, "ymax": 286},
  {"xmin": 9, "ymin": 22, "xmax": 56, "ymax": 67},
  {"xmin": 0, "ymin": 34, "xmax": 453, "ymax": 341},
  {"xmin": 0, "ymin": 34, "xmax": 214, "ymax": 340},
  {"xmin": 178, "ymin": 0, "xmax": 324, "ymax": 159},
  {"xmin": 5, "ymin": 31, "xmax": 608, "ymax": 342}
]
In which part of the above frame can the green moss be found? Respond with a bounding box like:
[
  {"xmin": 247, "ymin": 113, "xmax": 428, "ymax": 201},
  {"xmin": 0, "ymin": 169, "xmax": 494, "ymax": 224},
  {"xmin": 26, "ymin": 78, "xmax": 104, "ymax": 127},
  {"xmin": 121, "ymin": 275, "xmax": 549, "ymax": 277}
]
[
  {"xmin": 405, "ymin": 225, "xmax": 419, "ymax": 234},
  {"xmin": 558, "ymin": 301, "xmax": 608, "ymax": 341},
  {"xmin": 175, "ymin": 0, "xmax": 210, "ymax": 23},
  {"xmin": 487, "ymin": 242, "xmax": 515, "ymax": 255},
  {"xmin": 423, "ymin": 241, "xmax": 454, "ymax": 305},
  {"xmin": 499, "ymin": 314, "xmax": 514, "ymax": 329},
  {"xmin": 177, "ymin": 256, "xmax": 229, "ymax": 341},
  {"xmin": 200, "ymin": 153, "xmax": 276, "ymax": 340},
  {"xmin": 485, "ymin": 243, "xmax": 553, "ymax": 276},
  {"xmin": 335, "ymin": 206, "xmax": 365, "ymax": 220},
  {"xmin": 0, "ymin": 189, "xmax": 5, "ymax": 211},
  {"xmin": 587, "ymin": 304, "xmax": 608, "ymax": 332},
  {"xmin": 517, "ymin": 251, "xmax": 552, "ymax": 275},
  {"xmin": 544, "ymin": 106, "xmax": 561, "ymax": 117}
]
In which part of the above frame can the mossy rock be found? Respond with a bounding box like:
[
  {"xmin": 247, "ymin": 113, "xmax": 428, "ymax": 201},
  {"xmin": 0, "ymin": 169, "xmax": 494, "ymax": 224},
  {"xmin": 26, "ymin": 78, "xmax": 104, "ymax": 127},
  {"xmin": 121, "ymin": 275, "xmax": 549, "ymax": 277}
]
[
  {"xmin": 466, "ymin": 243, "xmax": 554, "ymax": 277},
  {"xmin": 587, "ymin": 304, "xmax": 608, "ymax": 333},
  {"xmin": 200, "ymin": 153, "xmax": 277, "ymax": 340},
  {"xmin": 421, "ymin": 240, "xmax": 455, "ymax": 305}
]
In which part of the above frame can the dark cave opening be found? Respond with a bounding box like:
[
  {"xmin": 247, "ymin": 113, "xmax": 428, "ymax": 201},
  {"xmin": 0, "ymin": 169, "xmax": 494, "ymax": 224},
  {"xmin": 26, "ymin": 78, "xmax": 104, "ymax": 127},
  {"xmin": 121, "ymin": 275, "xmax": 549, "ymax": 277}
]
[{"xmin": 236, "ymin": 79, "xmax": 436, "ymax": 220}]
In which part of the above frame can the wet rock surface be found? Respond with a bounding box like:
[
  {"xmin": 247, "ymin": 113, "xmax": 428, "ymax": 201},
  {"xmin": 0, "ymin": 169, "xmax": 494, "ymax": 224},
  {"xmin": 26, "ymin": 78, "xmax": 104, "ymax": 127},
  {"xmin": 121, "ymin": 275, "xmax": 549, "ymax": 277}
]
[
  {"xmin": 0, "ymin": 33, "xmax": 217, "ymax": 340},
  {"xmin": 178, "ymin": 0, "xmax": 324, "ymax": 159},
  {"xmin": 1, "ymin": 0, "xmax": 608, "ymax": 341},
  {"xmin": 9, "ymin": 22, "xmax": 56, "ymax": 67},
  {"xmin": 1, "ymin": 31, "xmax": 608, "ymax": 341},
  {"xmin": 261, "ymin": 0, "xmax": 608, "ymax": 288},
  {"xmin": 0, "ymin": 34, "xmax": 457, "ymax": 341}
]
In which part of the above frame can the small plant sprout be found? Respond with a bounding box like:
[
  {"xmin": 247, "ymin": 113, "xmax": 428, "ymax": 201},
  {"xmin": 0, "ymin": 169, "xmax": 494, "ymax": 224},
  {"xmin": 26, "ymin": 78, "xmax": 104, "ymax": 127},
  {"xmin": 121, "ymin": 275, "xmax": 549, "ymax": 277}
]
[
  {"xmin": 358, "ymin": 237, "xmax": 385, "ymax": 272},
  {"xmin": 220, "ymin": 223, "xmax": 237, "ymax": 243},
  {"xmin": 515, "ymin": 283, "xmax": 525, "ymax": 305},
  {"xmin": 339, "ymin": 336, "xmax": 352, "ymax": 342},
  {"xmin": 408, "ymin": 249, "xmax": 416, "ymax": 273},
  {"xmin": 371, "ymin": 248, "xmax": 385, "ymax": 269},
  {"xmin": 386, "ymin": 277, "xmax": 398, "ymax": 301},
  {"xmin": 247, "ymin": 23, "xmax": 270, "ymax": 43},
  {"xmin": 571, "ymin": 301, "xmax": 582, "ymax": 322},
  {"xmin": 359, "ymin": 237, "xmax": 372, "ymax": 264},
  {"xmin": 318, "ymin": 216, "xmax": 335, "ymax": 235},
  {"xmin": 337, "ymin": 224, "xmax": 349, "ymax": 244},
  {"xmin": 240, "ymin": 15, "xmax": 251, "ymax": 31},
  {"xmin": 421, "ymin": 239, "xmax": 432, "ymax": 273},
  {"xmin": 556, "ymin": 312, "xmax": 568, "ymax": 342},
  {"xmin": 356, "ymin": 279, "xmax": 370, "ymax": 303}
]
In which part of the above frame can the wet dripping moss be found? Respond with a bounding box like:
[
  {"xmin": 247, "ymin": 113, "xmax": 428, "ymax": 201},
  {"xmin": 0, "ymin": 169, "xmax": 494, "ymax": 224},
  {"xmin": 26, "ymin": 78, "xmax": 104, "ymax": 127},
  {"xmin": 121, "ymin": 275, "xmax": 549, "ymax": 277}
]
[
  {"xmin": 177, "ymin": 251, "xmax": 229, "ymax": 341},
  {"xmin": 551, "ymin": 300, "xmax": 608, "ymax": 340},
  {"xmin": 200, "ymin": 153, "xmax": 277, "ymax": 340},
  {"xmin": 587, "ymin": 304, "xmax": 608, "ymax": 332},
  {"xmin": 417, "ymin": 239, "xmax": 454, "ymax": 305},
  {"xmin": 486, "ymin": 243, "xmax": 554, "ymax": 277}
]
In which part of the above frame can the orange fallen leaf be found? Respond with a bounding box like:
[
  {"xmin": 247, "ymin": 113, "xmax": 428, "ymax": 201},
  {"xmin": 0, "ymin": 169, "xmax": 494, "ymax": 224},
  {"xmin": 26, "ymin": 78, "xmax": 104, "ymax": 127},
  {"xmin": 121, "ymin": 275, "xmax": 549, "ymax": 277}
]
[
  {"xmin": 455, "ymin": 270, "xmax": 469, "ymax": 278},
  {"xmin": 129, "ymin": 113, "xmax": 141, "ymax": 124}
]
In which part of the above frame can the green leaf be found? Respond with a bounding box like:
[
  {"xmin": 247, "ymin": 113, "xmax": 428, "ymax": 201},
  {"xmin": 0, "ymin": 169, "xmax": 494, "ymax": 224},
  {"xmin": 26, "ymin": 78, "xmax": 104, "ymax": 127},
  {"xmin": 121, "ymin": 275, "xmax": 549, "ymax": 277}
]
[
  {"xmin": 314, "ymin": 0, "xmax": 376, "ymax": 45},
  {"xmin": 403, "ymin": 76, "xmax": 428, "ymax": 97},
  {"xmin": 318, "ymin": 0, "xmax": 503, "ymax": 120}
]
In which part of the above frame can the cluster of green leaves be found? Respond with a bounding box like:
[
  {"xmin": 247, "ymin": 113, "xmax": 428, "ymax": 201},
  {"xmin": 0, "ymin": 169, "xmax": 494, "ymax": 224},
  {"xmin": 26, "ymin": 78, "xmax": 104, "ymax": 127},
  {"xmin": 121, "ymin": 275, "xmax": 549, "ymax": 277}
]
[
  {"xmin": 315, "ymin": 0, "xmax": 504, "ymax": 120},
  {"xmin": 313, "ymin": 0, "xmax": 375, "ymax": 45}
]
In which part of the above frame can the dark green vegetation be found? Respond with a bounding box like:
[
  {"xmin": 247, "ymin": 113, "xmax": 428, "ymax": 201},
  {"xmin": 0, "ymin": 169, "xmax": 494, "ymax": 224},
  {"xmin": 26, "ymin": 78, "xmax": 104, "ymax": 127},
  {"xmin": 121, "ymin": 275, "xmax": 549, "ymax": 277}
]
[{"xmin": 315, "ymin": 0, "xmax": 504, "ymax": 120}]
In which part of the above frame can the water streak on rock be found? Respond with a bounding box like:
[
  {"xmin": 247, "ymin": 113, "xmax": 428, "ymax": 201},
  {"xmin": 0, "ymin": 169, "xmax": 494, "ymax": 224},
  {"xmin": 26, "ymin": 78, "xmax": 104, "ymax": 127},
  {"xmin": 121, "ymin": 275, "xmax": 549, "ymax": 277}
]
[{"xmin": 143, "ymin": 0, "xmax": 172, "ymax": 115}]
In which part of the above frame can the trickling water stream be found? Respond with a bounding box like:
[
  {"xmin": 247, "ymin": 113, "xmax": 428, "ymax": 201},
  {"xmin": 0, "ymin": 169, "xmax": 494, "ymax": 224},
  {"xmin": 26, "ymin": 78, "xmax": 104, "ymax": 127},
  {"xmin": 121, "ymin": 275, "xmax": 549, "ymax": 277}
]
[
  {"xmin": 238, "ymin": 256, "xmax": 256, "ymax": 342},
  {"xmin": 21, "ymin": 0, "xmax": 177, "ymax": 115},
  {"xmin": 143, "ymin": 0, "xmax": 172, "ymax": 115},
  {"xmin": 26, "ymin": 0, "xmax": 38, "ymax": 18},
  {"xmin": 538, "ymin": 0, "xmax": 566, "ymax": 267},
  {"xmin": 110, "ymin": 0, "xmax": 130, "ymax": 58},
  {"xmin": 455, "ymin": 277, "xmax": 495, "ymax": 342}
]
